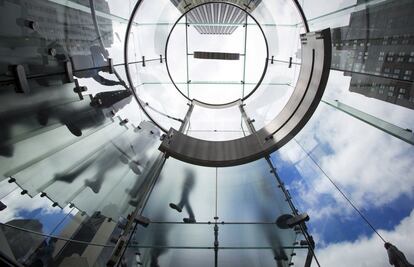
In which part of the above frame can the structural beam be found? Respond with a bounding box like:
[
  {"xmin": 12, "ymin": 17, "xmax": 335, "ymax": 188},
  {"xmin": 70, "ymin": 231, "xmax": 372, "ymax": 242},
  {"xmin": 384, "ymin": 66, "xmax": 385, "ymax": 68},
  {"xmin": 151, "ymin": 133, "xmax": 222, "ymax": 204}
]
[
  {"xmin": 322, "ymin": 99, "xmax": 414, "ymax": 145},
  {"xmin": 193, "ymin": 51, "xmax": 240, "ymax": 60}
]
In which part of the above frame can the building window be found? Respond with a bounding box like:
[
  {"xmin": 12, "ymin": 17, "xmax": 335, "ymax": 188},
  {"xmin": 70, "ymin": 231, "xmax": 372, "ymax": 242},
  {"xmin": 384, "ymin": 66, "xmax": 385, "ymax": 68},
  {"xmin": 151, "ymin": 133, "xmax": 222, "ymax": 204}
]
[
  {"xmin": 405, "ymin": 70, "xmax": 413, "ymax": 75},
  {"xmin": 400, "ymin": 88, "xmax": 406, "ymax": 94},
  {"xmin": 388, "ymin": 92, "xmax": 393, "ymax": 97}
]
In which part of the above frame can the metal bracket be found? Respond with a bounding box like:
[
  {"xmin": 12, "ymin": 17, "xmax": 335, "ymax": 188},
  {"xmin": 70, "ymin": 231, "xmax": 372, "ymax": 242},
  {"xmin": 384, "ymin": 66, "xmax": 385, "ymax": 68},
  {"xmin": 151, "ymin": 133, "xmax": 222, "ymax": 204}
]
[
  {"xmin": 73, "ymin": 79, "xmax": 87, "ymax": 100},
  {"xmin": 286, "ymin": 213, "xmax": 310, "ymax": 228},
  {"xmin": 119, "ymin": 118, "xmax": 129, "ymax": 128},
  {"xmin": 131, "ymin": 214, "xmax": 151, "ymax": 227},
  {"xmin": 108, "ymin": 58, "xmax": 114, "ymax": 74},
  {"xmin": 12, "ymin": 65, "xmax": 30, "ymax": 94}
]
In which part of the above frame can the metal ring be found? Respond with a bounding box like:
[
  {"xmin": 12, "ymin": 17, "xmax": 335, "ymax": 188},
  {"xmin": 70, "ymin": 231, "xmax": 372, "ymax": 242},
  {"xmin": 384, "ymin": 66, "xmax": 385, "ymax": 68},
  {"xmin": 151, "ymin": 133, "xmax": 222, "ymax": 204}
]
[{"xmin": 124, "ymin": 0, "xmax": 311, "ymax": 133}]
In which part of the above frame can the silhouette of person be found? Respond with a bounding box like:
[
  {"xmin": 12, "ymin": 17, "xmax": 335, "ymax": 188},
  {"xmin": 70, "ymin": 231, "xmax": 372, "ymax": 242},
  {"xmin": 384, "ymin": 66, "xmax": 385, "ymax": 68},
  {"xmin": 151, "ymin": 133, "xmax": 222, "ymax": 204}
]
[
  {"xmin": 71, "ymin": 45, "xmax": 122, "ymax": 86},
  {"xmin": 148, "ymin": 208, "xmax": 168, "ymax": 267},
  {"xmin": 169, "ymin": 169, "xmax": 196, "ymax": 223},
  {"xmin": 385, "ymin": 242, "xmax": 414, "ymax": 267},
  {"xmin": 36, "ymin": 102, "xmax": 106, "ymax": 137},
  {"xmin": 84, "ymin": 149, "xmax": 122, "ymax": 193}
]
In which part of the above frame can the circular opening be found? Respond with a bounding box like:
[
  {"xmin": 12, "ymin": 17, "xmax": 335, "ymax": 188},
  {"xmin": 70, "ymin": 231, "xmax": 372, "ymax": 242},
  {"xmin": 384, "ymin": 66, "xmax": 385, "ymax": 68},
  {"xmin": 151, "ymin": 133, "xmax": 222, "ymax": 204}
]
[
  {"xmin": 124, "ymin": 0, "xmax": 310, "ymax": 136},
  {"xmin": 165, "ymin": 2, "xmax": 269, "ymax": 106}
]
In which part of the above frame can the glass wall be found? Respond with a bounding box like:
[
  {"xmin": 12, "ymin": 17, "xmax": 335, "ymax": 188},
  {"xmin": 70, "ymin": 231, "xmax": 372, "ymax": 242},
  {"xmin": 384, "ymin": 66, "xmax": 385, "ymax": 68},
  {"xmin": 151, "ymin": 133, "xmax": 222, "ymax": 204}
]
[{"xmin": 0, "ymin": 0, "xmax": 413, "ymax": 266}]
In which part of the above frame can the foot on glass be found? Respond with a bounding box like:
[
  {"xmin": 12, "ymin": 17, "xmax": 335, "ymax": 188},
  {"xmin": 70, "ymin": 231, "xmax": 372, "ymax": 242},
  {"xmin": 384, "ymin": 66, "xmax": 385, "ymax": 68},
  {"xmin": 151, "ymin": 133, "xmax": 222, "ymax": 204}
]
[
  {"xmin": 169, "ymin": 203, "xmax": 182, "ymax": 212},
  {"xmin": 183, "ymin": 217, "xmax": 196, "ymax": 224},
  {"xmin": 0, "ymin": 201, "xmax": 7, "ymax": 211},
  {"xmin": 66, "ymin": 122, "xmax": 82, "ymax": 137}
]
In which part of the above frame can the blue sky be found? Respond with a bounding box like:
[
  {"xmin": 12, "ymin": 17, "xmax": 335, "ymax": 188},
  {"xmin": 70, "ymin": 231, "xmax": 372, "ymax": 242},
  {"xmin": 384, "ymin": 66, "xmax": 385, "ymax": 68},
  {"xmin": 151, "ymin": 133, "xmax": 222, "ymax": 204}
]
[{"xmin": 273, "ymin": 150, "xmax": 413, "ymax": 246}]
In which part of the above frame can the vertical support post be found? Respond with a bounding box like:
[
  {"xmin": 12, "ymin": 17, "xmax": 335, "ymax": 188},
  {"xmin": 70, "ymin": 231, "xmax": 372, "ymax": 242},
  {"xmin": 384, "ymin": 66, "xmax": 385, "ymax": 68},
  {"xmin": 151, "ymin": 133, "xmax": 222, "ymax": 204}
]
[
  {"xmin": 238, "ymin": 102, "xmax": 255, "ymax": 133},
  {"xmin": 214, "ymin": 167, "xmax": 219, "ymax": 267},
  {"xmin": 179, "ymin": 101, "xmax": 194, "ymax": 133},
  {"xmin": 107, "ymin": 104, "xmax": 195, "ymax": 266},
  {"xmin": 185, "ymin": 15, "xmax": 190, "ymax": 98},
  {"xmin": 107, "ymin": 153, "xmax": 167, "ymax": 266},
  {"xmin": 239, "ymin": 103, "xmax": 318, "ymax": 267},
  {"xmin": 241, "ymin": 13, "xmax": 248, "ymax": 98},
  {"xmin": 214, "ymin": 224, "xmax": 219, "ymax": 267}
]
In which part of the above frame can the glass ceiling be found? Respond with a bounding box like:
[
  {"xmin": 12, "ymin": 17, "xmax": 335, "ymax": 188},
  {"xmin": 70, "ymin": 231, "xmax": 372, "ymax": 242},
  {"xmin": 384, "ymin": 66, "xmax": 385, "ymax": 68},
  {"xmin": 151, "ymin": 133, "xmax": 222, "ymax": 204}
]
[
  {"xmin": 0, "ymin": 0, "xmax": 413, "ymax": 266},
  {"xmin": 124, "ymin": 0, "xmax": 304, "ymax": 141}
]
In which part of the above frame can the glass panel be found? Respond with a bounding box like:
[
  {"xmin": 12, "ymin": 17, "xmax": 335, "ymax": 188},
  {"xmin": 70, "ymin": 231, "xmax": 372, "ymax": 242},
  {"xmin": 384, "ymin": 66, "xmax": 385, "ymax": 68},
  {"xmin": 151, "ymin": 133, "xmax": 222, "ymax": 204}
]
[
  {"xmin": 188, "ymin": 104, "xmax": 245, "ymax": 141},
  {"xmin": 128, "ymin": 247, "xmax": 214, "ymax": 267},
  {"xmin": 218, "ymin": 158, "xmax": 291, "ymax": 222},
  {"xmin": 244, "ymin": 83, "xmax": 294, "ymax": 130},
  {"xmin": 135, "ymin": 223, "xmax": 214, "ymax": 248},
  {"xmin": 9, "ymin": 121, "xmax": 124, "ymax": 196},
  {"xmin": 218, "ymin": 249, "xmax": 295, "ymax": 267},
  {"xmin": 142, "ymin": 158, "xmax": 216, "ymax": 222}
]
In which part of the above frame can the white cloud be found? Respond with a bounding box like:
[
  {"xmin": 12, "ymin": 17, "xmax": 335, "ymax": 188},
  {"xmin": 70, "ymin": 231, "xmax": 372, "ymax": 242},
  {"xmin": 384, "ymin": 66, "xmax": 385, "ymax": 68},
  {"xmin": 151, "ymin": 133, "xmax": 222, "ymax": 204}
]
[
  {"xmin": 0, "ymin": 183, "xmax": 67, "ymax": 224},
  {"xmin": 278, "ymin": 71, "xmax": 414, "ymax": 221},
  {"xmin": 293, "ymin": 209, "xmax": 414, "ymax": 267}
]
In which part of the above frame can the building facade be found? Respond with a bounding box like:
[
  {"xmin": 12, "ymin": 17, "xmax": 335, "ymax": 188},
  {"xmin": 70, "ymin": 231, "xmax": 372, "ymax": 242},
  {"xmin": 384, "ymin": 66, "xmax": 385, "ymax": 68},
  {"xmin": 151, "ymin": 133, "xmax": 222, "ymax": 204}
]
[{"xmin": 331, "ymin": 0, "xmax": 414, "ymax": 109}]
